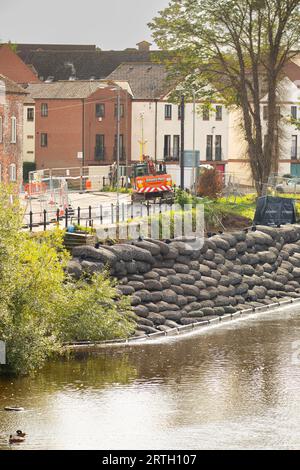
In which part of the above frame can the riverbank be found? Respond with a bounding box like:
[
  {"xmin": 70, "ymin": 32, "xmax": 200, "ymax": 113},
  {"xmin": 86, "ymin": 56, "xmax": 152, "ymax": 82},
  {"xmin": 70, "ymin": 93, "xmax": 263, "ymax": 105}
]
[
  {"xmin": 68, "ymin": 224, "xmax": 300, "ymax": 339},
  {"xmin": 65, "ymin": 296, "xmax": 300, "ymax": 353}
]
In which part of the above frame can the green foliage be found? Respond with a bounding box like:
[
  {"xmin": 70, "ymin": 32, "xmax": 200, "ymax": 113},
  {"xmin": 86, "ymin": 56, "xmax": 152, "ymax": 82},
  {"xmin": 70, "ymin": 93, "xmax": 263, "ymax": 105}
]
[
  {"xmin": 101, "ymin": 185, "xmax": 132, "ymax": 194},
  {"xmin": 174, "ymin": 188, "xmax": 195, "ymax": 207},
  {"xmin": 57, "ymin": 273, "xmax": 136, "ymax": 343},
  {"xmin": 0, "ymin": 186, "xmax": 135, "ymax": 376}
]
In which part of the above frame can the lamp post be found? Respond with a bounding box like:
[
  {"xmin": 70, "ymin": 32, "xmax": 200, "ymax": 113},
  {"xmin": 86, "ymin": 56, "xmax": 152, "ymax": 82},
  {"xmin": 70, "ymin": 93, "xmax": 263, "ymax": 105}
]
[{"xmin": 192, "ymin": 90, "xmax": 196, "ymax": 194}]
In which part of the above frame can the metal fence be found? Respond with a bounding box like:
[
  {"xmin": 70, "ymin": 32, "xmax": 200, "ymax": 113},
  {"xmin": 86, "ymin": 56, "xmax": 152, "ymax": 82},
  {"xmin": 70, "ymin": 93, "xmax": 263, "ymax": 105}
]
[{"xmin": 23, "ymin": 200, "xmax": 175, "ymax": 232}]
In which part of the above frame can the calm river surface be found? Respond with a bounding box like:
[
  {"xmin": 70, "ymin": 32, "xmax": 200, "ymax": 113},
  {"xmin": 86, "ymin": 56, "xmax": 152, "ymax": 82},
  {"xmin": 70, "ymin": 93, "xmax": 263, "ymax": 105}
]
[{"xmin": 1, "ymin": 305, "xmax": 300, "ymax": 450}]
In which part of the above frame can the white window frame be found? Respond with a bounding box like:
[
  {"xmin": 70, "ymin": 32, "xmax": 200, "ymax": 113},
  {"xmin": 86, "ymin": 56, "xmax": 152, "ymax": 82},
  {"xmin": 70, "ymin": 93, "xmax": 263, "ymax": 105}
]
[
  {"xmin": 9, "ymin": 163, "xmax": 17, "ymax": 182},
  {"xmin": 11, "ymin": 116, "xmax": 17, "ymax": 143}
]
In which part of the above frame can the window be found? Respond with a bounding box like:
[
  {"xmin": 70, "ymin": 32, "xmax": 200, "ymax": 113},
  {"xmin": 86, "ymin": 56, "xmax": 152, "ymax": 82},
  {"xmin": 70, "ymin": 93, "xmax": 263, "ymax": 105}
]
[
  {"xmin": 215, "ymin": 135, "xmax": 222, "ymax": 160},
  {"xmin": 292, "ymin": 135, "xmax": 297, "ymax": 159},
  {"xmin": 114, "ymin": 103, "xmax": 124, "ymax": 118},
  {"xmin": 206, "ymin": 135, "xmax": 213, "ymax": 161},
  {"xmin": 27, "ymin": 107, "xmax": 34, "ymax": 121},
  {"xmin": 9, "ymin": 163, "xmax": 16, "ymax": 182},
  {"xmin": 11, "ymin": 116, "xmax": 16, "ymax": 143},
  {"xmin": 95, "ymin": 134, "xmax": 105, "ymax": 160},
  {"xmin": 41, "ymin": 133, "xmax": 48, "ymax": 147},
  {"xmin": 215, "ymin": 105, "xmax": 222, "ymax": 121},
  {"xmin": 114, "ymin": 134, "xmax": 125, "ymax": 160},
  {"xmin": 263, "ymin": 106, "xmax": 268, "ymax": 120},
  {"xmin": 173, "ymin": 135, "xmax": 180, "ymax": 160},
  {"xmin": 41, "ymin": 103, "xmax": 48, "ymax": 117},
  {"xmin": 0, "ymin": 115, "xmax": 2, "ymax": 143},
  {"xmin": 203, "ymin": 108, "xmax": 209, "ymax": 121},
  {"xmin": 95, "ymin": 103, "xmax": 105, "ymax": 118},
  {"xmin": 165, "ymin": 104, "xmax": 172, "ymax": 120},
  {"xmin": 164, "ymin": 135, "xmax": 171, "ymax": 158},
  {"xmin": 291, "ymin": 106, "xmax": 297, "ymax": 120}
]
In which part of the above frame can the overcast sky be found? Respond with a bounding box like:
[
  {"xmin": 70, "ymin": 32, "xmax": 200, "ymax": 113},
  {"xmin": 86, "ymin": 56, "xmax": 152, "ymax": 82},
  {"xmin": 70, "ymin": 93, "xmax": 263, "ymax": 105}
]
[{"xmin": 1, "ymin": 0, "xmax": 169, "ymax": 49}]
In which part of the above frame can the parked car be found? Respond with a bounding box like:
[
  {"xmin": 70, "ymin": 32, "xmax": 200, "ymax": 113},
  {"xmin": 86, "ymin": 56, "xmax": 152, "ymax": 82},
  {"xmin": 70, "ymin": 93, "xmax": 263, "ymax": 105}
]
[{"xmin": 276, "ymin": 178, "xmax": 300, "ymax": 193}]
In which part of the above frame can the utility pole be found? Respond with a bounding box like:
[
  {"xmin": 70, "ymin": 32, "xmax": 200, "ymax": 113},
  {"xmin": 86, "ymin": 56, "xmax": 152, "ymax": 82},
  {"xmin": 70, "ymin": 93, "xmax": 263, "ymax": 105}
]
[{"xmin": 180, "ymin": 94, "xmax": 185, "ymax": 189}]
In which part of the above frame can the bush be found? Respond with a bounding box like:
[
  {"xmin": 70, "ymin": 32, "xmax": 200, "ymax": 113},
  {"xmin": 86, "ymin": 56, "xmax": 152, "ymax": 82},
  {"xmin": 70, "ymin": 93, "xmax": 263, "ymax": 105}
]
[
  {"xmin": 57, "ymin": 273, "xmax": 135, "ymax": 343},
  {"xmin": 197, "ymin": 168, "xmax": 223, "ymax": 199},
  {"xmin": 0, "ymin": 185, "xmax": 135, "ymax": 375}
]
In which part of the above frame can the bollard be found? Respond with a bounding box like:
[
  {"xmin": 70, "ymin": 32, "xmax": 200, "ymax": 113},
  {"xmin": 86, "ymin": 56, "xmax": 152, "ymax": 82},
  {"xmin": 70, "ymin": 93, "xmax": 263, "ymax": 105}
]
[
  {"xmin": 29, "ymin": 211, "xmax": 33, "ymax": 232},
  {"xmin": 77, "ymin": 207, "xmax": 80, "ymax": 226},
  {"xmin": 100, "ymin": 205, "xmax": 103, "ymax": 224},
  {"xmin": 65, "ymin": 207, "xmax": 68, "ymax": 228},
  {"xmin": 88, "ymin": 205, "xmax": 92, "ymax": 227}
]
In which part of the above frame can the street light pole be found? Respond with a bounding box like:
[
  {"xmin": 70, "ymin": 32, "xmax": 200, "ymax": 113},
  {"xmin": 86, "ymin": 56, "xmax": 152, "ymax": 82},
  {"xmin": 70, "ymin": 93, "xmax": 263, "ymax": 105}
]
[
  {"xmin": 116, "ymin": 86, "xmax": 121, "ymax": 234},
  {"xmin": 192, "ymin": 90, "xmax": 196, "ymax": 194},
  {"xmin": 180, "ymin": 94, "xmax": 185, "ymax": 189}
]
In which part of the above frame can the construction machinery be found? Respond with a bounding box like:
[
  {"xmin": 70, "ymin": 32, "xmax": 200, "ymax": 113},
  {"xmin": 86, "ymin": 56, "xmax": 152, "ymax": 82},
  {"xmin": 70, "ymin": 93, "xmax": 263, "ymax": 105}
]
[{"xmin": 131, "ymin": 157, "xmax": 174, "ymax": 202}]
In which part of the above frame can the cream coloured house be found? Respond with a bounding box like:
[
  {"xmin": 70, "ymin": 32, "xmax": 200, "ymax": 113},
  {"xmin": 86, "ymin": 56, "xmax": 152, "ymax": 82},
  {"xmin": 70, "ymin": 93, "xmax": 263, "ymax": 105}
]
[{"xmin": 23, "ymin": 97, "xmax": 35, "ymax": 164}]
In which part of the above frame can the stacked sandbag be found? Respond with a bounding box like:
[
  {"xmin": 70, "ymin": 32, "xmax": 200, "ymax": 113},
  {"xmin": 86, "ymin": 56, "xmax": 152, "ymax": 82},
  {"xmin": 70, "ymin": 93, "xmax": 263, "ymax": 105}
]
[{"xmin": 68, "ymin": 224, "xmax": 300, "ymax": 336}]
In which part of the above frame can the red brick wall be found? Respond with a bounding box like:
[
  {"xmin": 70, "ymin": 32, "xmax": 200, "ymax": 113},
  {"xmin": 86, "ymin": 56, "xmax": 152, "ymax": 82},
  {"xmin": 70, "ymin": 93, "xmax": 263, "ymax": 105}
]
[
  {"xmin": 0, "ymin": 93, "xmax": 24, "ymax": 184},
  {"xmin": 0, "ymin": 45, "xmax": 40, "ymax": 85},
  {"xmin": 35, "ymin": 88, "xmax": 132, "ymax": 170},
  {"xmin": 35, "ymin": 99, "xmax": 83, "ymax": 169},
  {"xmin": 84, "ymin": 88, "xmax": 132, "ymax": 165}
]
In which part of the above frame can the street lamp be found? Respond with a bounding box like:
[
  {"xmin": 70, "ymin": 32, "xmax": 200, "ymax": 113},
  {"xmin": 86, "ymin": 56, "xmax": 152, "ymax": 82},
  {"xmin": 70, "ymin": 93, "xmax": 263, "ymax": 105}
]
[{"xmin": 108, "ymin": 82, "xmax": 122, "ymax": 236}]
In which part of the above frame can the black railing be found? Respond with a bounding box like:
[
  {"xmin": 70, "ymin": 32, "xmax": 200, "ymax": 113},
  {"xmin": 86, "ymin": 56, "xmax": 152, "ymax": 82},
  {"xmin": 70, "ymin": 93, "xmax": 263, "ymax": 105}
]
[{"xmin": 24, "ymin": 198, "xmax": 175, "ymax": 233}]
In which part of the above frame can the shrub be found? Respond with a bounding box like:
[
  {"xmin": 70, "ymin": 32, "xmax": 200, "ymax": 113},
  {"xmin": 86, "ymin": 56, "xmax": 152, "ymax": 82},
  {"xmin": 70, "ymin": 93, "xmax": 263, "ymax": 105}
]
[{"xmin": 197, "ymin": 168, "xmax": 223, "ymax": 199}]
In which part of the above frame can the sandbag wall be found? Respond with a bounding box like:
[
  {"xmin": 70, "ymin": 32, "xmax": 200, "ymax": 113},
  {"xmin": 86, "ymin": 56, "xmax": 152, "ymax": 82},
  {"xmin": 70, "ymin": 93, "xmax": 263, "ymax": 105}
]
[{"xmin": 68, "ymin": 225, "xmax": 300, "ymax": 335}]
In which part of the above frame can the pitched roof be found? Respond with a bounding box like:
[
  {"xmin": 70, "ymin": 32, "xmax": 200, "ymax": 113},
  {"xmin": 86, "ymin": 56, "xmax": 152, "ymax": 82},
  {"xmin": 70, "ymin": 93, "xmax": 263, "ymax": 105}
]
[
  {"xmin": 106, "ymin": 62, "xmax": 171, "ymax": 99},
  {"xmin": 17, "ymin": 45, "xmax": 156, "ymax": 81},
  {"xmin": 0, "ymin": 74, "xmax": 28, "ymax": 94},
  {"xmin": 26, "ymin": 80, "xmax": 132, "ymax": 99},
  {"xmin": 0, "ymin": 44, "xmax": 40, "ymax": 84}
]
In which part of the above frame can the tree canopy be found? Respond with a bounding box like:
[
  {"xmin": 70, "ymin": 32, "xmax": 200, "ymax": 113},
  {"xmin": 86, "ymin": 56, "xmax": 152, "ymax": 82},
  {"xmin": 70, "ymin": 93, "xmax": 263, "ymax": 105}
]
[{"xmin": 150, "ymin": 0, "xmax": 300, "ymax": 194}]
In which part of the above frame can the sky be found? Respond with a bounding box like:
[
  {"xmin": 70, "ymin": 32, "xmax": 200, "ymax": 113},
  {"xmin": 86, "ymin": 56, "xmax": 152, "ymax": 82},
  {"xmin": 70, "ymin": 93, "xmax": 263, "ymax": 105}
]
[{"xmin": 1, "ymin": 0, "xmax": 169, "ymax": 49}]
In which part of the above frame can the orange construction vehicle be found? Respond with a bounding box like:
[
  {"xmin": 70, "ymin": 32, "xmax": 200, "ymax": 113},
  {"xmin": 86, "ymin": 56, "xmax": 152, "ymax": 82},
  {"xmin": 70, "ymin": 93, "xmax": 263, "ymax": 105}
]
[{"xmin": 131, "ymin": 156, "xmax": 174, "ymax": 202}]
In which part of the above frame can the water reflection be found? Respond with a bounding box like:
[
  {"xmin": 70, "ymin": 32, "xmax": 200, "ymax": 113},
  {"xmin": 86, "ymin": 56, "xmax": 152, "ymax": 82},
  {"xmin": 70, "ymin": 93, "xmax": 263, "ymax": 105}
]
[{"xmin": 1, "ymin": 306, "xmax": 300, "ymax": 449}]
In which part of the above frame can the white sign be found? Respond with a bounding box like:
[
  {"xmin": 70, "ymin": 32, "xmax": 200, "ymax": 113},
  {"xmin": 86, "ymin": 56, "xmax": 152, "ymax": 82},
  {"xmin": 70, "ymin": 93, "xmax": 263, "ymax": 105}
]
[
  {"xmin": 77, "ymin": 152, "xmax": 83, "ymax": 160},
  {"xmin": 0, "ymin": 340, "xmax": 6, "ymax": 365}
]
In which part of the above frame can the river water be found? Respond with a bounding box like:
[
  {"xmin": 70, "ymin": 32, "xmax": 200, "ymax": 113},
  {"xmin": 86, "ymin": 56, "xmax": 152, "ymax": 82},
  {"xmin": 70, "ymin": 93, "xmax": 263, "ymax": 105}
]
[{"xmin": 1, "ymin": 305, "xmax": 300, "ymax": 450}]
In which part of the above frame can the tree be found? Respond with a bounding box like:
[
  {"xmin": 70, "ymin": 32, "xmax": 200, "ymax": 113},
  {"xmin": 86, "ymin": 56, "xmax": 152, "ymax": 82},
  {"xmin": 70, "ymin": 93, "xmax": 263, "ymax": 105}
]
[
  {"xmin": 0, "ymin": 186, "xmax": 135, "ymax": 375},
  {"xmin": 149, "ymin": 0, "xmax": 300, "ymax": 195}
]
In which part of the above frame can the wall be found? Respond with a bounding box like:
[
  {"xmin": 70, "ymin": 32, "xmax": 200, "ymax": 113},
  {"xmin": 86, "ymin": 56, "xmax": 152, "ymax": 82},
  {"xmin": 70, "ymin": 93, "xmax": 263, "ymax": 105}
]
[
  {"xmin": 35, "ymin": 98, "xmax": 83, "ymax": 169},
  {"xmin": 23, "ymin": 103, "xmax": 35, "ymax": 163},
  {"xmin": 0, "ymin": 92, "xmax": 24, "ymax": 184},
  {"xmin": 69, "ymin": 225, "xmax": 300, "ymax": 335},
  {"xmin": 84, "ymin": 88, "xmax": 132, "ymax": 166},
  {"xmin": 131, "ymin": 100, "xmax": 229, "ymax": 165}
]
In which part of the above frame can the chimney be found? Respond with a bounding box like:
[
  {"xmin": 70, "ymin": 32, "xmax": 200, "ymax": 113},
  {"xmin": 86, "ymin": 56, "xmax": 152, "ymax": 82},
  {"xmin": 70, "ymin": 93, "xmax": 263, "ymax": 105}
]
[{"xmin": 136, "ymin": 41, "xmax": 151, "ymax": 52}]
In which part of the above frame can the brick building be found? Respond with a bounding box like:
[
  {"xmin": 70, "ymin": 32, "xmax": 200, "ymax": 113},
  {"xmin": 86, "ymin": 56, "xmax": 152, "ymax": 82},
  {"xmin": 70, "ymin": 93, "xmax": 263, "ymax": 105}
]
[
  {"xmin": 0, "ymin": 74, "xmax": 28, "ymax": 184},
  {"xmin": 27, "ymin": 80, "xmax": 132, "ymax": 169}
]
